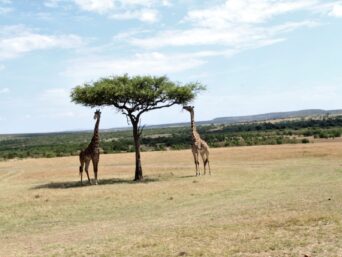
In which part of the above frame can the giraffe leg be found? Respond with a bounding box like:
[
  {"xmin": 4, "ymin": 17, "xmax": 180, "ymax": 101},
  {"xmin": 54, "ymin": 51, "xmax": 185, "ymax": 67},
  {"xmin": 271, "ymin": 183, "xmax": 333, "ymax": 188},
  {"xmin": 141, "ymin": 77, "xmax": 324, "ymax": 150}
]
[
  {"xmin": 206, "ymin": 151, "xmax": 211, "ymax": 176},
  {"xmin": 200, "ymin": 151, "xmax": 207, "ymax": 175},
  {"xmin": 208, "ymin": 159, "xmax": 211, "ymax": 175},
  {"xmin": 195, "ymin": 152, "xmax": 200, "ymax": 176},
  {"xmin": 85, "ymin": 159, "xmax": 91, "ymax": 185},
  {"xmin": 92, "ymin": 157, "xmax": 99, "ymax": 185},
  {"xmin": 79, "ymin": 152, "xmax": 85, "ymax": 185},
  {"xmin": 192, "ymin": 147, "xmax": 200, "ymax": 176},
  {"xmin": 205, "ymin": 151, "xmax": 211, "ymax": 176},
  {"xmin": 80, "ymin": 165, "xmax": 83, "ymax": 185},
  {"xmin": 79, "ymin": 161, "xmax": 84, "ymax": 185}
]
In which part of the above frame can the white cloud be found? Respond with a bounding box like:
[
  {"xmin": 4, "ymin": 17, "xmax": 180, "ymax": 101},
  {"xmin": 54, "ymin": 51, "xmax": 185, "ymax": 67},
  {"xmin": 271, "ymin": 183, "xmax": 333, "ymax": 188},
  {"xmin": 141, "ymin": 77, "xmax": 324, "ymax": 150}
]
[
  {"xmin": 0, "ymin": 6, "xmax": 12, "ymax": 14},
  {"xmin": 44, "ymin": 0, "xmax": 62, "ymax": 8},
  {"xmin": 330, "ymin": 3, "xmax": 342, "ymax": 17},
  {"xmin": 65, "ymin": 1, "xmax": 326, "ymax": 83},
  {"xmin": 64, "ymin": 51, "xmax": 206, "ymax": 82},
  {"xmin": 185, "ymin": 0, "xmax": 318, "ymax": 27},
  {"xmin": 112, "ymin": 29, "xmax": 151, "ymax": 41},
  {"xmin": 0, "ymin": 0, "xmax": 12, "ymax": 13},
  {"xmin": 114, "ymin": 0, "xmax": 321, "ymax": 56},
  {"xmin": 125, "ymin": 20, "xmax": 317, "ymax": 49},
  {"xmin": 74, "ymin": 0, "xmax": 114, "ymax": 13},
  {"xmin": 0, "ymin": 64, "xmax": 4, "ymax": 71},
  {"xmin": 73, "ymin": 0, "xmax": 169, "ymax": 22},
  {"xmin": 0, "ymin": 88, "xmax": 9, "ymax": 94},
  {"xmin": 0, "ymin": 25, "xmax": 84, "ymax": 61},
  {"xmin": 74, "ymin": 0, "xmax": 167, "ymax": 10},
  {"xmin": 311, "ymin": 1, "xmax": 342, "ymax": 17},
  {"xmin": 110, "ymin": 8, "xmax": 158, "ymax": 22}
]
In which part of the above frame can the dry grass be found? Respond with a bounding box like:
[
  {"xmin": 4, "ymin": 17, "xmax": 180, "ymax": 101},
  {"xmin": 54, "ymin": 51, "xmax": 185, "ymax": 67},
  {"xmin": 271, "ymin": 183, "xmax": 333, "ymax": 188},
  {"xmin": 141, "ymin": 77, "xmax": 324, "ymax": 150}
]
[{"xmin": 0, "ymin": 142, "xmax": 342, "ymax": 257}]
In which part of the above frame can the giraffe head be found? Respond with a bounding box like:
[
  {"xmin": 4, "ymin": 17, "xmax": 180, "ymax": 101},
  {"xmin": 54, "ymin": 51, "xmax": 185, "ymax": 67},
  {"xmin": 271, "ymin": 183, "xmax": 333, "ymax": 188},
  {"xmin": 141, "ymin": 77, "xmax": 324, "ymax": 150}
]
[
  {"xmin": 183, "ymin": 105, "xmax": 194, "ymax": 113},
  {"xmin": 94, "ymin": 109, "xmax": 101, "ymax": 120}
]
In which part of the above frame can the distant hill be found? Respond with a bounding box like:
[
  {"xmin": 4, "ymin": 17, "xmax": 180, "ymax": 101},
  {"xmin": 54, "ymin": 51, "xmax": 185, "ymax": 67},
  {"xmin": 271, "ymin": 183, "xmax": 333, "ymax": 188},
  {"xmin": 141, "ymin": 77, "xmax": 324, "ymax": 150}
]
[
  {"xmin": 210, "ymin": 109, "xmax": 342, "ymax": 124},
  {"xmin": 105, "ymin": 109, "xmax": 342, "ymax": 131},
  {"xmin": 3, "ymin": 109, "xmax": 342, "ymax": 135}
]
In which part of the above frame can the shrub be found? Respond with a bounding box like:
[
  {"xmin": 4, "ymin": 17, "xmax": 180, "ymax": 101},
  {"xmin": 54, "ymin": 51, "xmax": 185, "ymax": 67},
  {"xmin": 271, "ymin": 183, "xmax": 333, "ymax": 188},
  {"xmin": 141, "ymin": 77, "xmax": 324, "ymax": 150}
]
[
  {"xmin": 332, "ymin": 130, "xmax": 341, "ymax": 138},
  {"xmin": 302, "ymin": 138, "xmax": 310, "ymax": 144}
]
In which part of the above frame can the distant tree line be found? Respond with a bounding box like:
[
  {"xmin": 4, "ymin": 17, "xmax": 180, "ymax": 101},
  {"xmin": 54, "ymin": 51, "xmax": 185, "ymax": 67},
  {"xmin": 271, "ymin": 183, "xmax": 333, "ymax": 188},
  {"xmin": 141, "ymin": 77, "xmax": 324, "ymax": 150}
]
[{"xmin": 1, "ymin": 116, "xmax": 342, "ymax": 160}]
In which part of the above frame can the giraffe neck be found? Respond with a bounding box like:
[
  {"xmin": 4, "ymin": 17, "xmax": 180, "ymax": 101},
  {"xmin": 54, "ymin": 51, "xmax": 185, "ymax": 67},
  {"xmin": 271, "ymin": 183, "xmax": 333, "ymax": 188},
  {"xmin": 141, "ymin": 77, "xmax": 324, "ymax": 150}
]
[
  {"xmin": 190, "ymin": 111, "xmax": 199, "ymax": 141},
  {"xmin": 90, "ymin": 115, "xmax": 100, "ymax": 148}
]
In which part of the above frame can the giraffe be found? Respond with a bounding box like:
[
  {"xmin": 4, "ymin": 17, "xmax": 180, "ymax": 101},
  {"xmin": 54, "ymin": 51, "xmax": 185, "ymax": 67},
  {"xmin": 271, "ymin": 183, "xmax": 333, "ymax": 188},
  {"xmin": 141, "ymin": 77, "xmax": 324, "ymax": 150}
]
[
  {"xmin": 79, "ymin": 109, "xmax": 101, "ymax": 185},
  {"xmin": 183, "ymin": 106, "xmax": 211, "ymax": 176}
]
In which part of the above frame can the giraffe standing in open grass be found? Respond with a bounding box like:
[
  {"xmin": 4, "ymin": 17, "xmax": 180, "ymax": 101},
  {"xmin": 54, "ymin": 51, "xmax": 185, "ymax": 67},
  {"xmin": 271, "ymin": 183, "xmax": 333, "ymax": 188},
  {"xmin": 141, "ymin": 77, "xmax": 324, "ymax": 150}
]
[
  {"xmin": 79, "ymin": 109, "xmax": 101, "ymax": 185},
  {"xmin": 183, "ymin": 106, "xmax": 211, "ymax": 176}
]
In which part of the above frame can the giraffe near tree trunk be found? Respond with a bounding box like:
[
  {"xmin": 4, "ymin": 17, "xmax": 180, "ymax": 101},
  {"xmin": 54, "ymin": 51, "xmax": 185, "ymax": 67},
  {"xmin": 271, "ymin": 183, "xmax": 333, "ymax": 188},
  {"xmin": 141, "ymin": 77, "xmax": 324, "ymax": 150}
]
[{"xmin": 79, "ymin": 109, "xmax": 101, "ymax": 185}]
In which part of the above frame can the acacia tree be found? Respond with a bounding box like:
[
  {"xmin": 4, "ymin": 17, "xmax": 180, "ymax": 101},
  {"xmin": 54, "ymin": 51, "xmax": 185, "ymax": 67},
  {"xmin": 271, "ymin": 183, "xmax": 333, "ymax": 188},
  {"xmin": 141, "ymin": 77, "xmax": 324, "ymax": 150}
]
[{"xmin": 71, "ymin": 74, "xmax": 205, "ymax": 181}]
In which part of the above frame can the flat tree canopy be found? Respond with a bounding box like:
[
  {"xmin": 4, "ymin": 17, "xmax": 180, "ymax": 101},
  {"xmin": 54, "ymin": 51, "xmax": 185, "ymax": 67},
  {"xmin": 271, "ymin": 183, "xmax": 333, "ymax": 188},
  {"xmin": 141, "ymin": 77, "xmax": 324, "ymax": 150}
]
[{"xmin": 71, "ymin": 74, "xmax": 205, "ymax": 181}]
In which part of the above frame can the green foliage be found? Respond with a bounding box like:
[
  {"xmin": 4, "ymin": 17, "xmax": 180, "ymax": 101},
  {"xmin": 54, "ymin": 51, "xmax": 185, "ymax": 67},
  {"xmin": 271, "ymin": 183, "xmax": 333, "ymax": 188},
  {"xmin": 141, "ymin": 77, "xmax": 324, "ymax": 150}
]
[
  {"xmin": 302, "ymin": 138, "xmax": 310, "ymax": 144},
  {"xmin": 71, "ymin": 74, "xmax": 205, "ymax": 112}
]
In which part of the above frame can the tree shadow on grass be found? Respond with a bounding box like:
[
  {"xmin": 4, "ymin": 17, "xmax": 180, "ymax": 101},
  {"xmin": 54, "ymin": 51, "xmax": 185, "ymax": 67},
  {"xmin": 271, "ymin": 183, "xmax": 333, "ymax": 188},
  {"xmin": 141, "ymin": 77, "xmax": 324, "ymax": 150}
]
[
  {"xmin": 178, "ymin": 175, "xmax": 196, "ymax": 178},
  {"xmin": 32, "ymin": 177, "xmax": 159, "ymax": 190}
]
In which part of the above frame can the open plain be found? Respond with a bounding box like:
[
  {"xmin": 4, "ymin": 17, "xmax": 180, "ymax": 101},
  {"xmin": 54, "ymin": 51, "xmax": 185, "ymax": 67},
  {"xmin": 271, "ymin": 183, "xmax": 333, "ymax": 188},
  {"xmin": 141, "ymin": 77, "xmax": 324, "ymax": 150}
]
[{"xmin": 0, "ymin": 142, "xmax": 342, "ymax": 257}]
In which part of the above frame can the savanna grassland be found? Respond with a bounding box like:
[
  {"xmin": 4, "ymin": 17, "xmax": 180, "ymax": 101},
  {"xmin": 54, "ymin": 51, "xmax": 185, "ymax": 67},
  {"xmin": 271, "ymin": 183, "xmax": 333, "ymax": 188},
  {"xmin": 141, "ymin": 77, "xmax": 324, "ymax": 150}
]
[{"xmin": 0, "ymin": 142, "xmax": 342, "ymax": 257}]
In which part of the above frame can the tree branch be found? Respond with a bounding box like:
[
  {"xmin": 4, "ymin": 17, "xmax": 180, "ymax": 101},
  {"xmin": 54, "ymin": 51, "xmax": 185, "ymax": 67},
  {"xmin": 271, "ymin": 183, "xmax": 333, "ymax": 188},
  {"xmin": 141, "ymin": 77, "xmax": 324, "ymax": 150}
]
[
  {"xmin": 135, "ymin": 98, "xmax": 171, "ymax": 120},
  {"xmin": 138, "ymin": 123, "xmax": 145, "ymax": 137},
  {"xmin": 137, "ymin": 101, "xmax": 178, "ymax": 120},
  {"xmin": 128, "ymin": 113, "xmax": 137, "ymax": 125},
  {"xmin": 126, "ymin": 115, "xmax": 131, "ymax": 126}
]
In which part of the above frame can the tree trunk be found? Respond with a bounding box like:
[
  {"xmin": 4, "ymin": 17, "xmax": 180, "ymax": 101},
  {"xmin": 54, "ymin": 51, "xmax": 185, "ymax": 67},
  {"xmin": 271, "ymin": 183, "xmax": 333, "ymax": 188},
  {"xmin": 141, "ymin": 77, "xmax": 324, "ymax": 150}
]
[{"xmin": 132, "ymin": 121, "xmax": 143, "ymax": 181}]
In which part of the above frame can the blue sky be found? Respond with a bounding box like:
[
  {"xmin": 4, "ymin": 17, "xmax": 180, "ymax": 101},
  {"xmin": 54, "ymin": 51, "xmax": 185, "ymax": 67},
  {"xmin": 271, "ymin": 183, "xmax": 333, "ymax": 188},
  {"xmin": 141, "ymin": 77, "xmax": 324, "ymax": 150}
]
[{"xmin": 0, "ymin": 0, "xmax": 342, "ymax": 134}]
